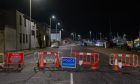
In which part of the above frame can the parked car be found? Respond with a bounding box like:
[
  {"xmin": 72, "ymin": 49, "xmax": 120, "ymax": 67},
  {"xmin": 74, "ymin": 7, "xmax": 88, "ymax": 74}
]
[
  {"xmin": 51, "ymin": 41, "xmax": 59, "ymax": 48},
  {"xmin": 80, "ymin": 40, "xmax": 87, "ymax": 47},
  {"xmin": 95, "ymin": 40, "xmax": 104, "ymax": 47}
]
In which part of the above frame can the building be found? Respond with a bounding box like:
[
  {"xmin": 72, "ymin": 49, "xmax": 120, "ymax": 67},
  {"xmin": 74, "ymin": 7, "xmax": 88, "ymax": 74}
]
[
  {"xmin": 36, "ymin": 22, "xmax": 51, "ymax": 48},
  {"xmin": 50, "ymin": 29, "xmax": 61, "ymax": 42},
  {"xmin": 0, "ymin": 10, "xmax": 39, "ymax": 52}
]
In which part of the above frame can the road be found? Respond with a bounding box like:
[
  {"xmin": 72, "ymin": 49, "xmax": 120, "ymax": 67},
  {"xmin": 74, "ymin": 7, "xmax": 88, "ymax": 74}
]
[{"xmin": 0, "ymin": 44, "xmax": 140, "ymax": 84}]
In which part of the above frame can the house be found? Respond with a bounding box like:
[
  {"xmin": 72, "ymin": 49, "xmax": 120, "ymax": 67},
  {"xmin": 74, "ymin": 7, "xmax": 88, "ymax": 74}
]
[{"xmin": 0, "ymin": 10, "xmax": 39, "ymax": 52}]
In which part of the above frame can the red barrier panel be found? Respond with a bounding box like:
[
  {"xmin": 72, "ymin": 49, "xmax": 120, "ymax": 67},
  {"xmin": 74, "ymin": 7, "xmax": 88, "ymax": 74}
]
[
  {"xmin": 109, "ymin": 53, "xmax": 139, "ymax": 71},
  {"xmin": 6, "ymin": 52, "xmax": 24, "ymax": 64},
  {"xmin": 72, "ymin": 52, "xmax": 100, "ymax": 70}
]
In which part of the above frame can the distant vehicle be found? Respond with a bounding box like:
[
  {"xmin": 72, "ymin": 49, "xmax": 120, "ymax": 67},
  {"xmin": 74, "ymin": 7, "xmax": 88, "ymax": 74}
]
[
  {"xmin": 95, "ymin": 40, "xmax": 104, "ymax": 47},
  {"xmin": 51, "ymin": 42, "xmax": 59, "ymax": 48},
  {"xmin": 80, "ymin": 40, "xmax": 87, "ymax": 47},
  {"xmin": 84, "ymin": 42, "xmax": 87, "ymax": 46}
]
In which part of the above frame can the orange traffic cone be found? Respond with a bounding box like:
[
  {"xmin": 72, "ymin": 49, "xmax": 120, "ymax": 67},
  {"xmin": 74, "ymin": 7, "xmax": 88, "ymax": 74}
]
[
  {"xmin": 55, "ymin": 56, "xmax": 60, "ymax": 68},
  {"xmin": 91, "ymin": 61, "xmax": 99, "ymax": 70},
  {"xmin": 39, "ymin": 55, "xmax": 45, "ymax": 69},
  {"xmin": 91, "ymin": 64, "xmax": 97, "ymax": 70},
  {"xmin": 113, "ymin": 59, "xmax": 119, "ymax": 71}
]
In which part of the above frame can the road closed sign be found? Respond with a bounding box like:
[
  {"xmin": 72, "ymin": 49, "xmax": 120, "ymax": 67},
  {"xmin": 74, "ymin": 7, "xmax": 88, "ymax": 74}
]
[
  {"xmin": 6, "ymin": 52, "xmax": 24, "ymax": 64},
  {"xmin": 61, "ymin": 57, "xmax": 76, "ymax": 68}
]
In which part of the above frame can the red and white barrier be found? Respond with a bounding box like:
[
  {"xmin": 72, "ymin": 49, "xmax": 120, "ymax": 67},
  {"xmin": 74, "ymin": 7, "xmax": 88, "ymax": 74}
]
[
  {"xmin": 72, "ymin": 52, "xmax": 100, "ymax": 70},
  {"xmin": 109, "ymin": 53, "xmax": 139, "ymax": 70},
  {"xmin": 34, "ymin": 51, "xmax": 60, "ymax": 70}
]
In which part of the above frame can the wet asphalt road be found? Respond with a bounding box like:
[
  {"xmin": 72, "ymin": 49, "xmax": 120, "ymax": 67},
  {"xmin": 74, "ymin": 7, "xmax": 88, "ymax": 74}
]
[{"xmin": 0, "ymin": 45, "xmax": 140, "ymax": 84}]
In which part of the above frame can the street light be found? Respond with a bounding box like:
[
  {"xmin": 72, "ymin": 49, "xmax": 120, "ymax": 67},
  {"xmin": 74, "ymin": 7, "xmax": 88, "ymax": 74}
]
[
  {"xmin": 78, "ymin": 35, "xmax": 81, "ymax": 40},
  {"xmin": 50, "ymin": 15, "xmax": 56, "ymax": 30},
  {"xmin": 71, "ymin": 33, "xmax": 74, "ymax": 40},
  {"xmin": 89, "ymin": 31, "xmax": 92, "ymax": 41},
  {"xmin": 99, "ymin": 32, "xmax": 102, "ymax": 40},
  {"xmin": 29, "ymin": 0, "xmax": 32, "ymax": 50},
  {"xmin": 59, "ymin": 28, "xmax": 64, "ymax": 42},
  {"xmin": 56, "ymin": 22, "xmax": 60, "ymax": 41},
  {"xmin": 49, "ymin": 15, "xmax": 56, "ymax": 44}
]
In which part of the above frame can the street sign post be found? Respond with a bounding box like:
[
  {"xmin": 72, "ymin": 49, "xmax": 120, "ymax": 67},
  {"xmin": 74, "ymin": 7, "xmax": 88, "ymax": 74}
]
[{"xmin": 61, "ymin": 57, "xmax": 76, "ymax": 68}]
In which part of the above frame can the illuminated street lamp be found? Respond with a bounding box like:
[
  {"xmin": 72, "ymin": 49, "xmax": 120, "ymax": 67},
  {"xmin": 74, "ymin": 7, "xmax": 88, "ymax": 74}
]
[{"xmin": 50, "ymin": 15, "xmax": 56, "ymax": 30}]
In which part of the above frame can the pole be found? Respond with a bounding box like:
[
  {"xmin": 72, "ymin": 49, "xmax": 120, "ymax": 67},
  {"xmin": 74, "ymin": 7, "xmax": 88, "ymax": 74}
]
[
  {"xmin": 75, "ymin": 33, "xmax": 76, "ymax": 40},
  {"xmin": 56, "ymin": 24, "xmax": 57, "ymax": 41},
  {"xmin": 50, "ymin": 18, "xmax": 51, "ymax": 30},
  {"xmin": 89, "ymin": 31, "xmax": 91, "ymax": 41},
  {"xmin": 29, "ymin": 0, "xmax": 32, "ymax": 50},
  {"xmin": 50, "ymin": 18, "xmax": 51, "ymax": 44},
  {"xmin": 60, "ymin": 30, "xmax": 61, "ymax": 42}
]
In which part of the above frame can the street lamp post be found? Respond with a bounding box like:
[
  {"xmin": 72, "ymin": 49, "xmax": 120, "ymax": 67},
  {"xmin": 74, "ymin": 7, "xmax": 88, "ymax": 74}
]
[
  {"xmin": 59, "ymin": 28, "xmax": 64, "ymax": 42},
  {"xmin": 56, "ymin": 22, "xmax": 60, "ymax": 41},
  {"xmin": 71, "ymin": 33, "xmax": 74, "ymax": 40},
  {"xmin": 50, "ymin": 15, "xmax": 55, "ymax": 43},
  {"xmin": 89, "ymin": 31, "xmax": 92, "ymax": 41},
  {"xmin": 78, "ymin": 35, "xmax": 81, "ymax": 40},
  {"xmin": 50, "ymin": 15, "xmax": 55, "ymax": 30},
  {"xmin": 100, "ymin": 32, "xmax": 102, "ymax": 40},
  {"xmin": 29, "ymin": 0, "xmax": 32, "ymax": 50}
]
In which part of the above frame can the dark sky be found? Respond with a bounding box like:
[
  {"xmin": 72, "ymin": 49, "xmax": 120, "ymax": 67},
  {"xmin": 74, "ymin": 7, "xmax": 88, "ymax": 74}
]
[{"xmin": 0, "ymin": 0, "xmax": 140, "ymax": 38}]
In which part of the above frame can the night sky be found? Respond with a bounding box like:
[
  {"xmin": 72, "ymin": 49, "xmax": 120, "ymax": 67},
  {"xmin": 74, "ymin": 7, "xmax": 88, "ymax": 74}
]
[{"xmin": 0, "ymin": 0, "xmax": 140, "ymax": 39}]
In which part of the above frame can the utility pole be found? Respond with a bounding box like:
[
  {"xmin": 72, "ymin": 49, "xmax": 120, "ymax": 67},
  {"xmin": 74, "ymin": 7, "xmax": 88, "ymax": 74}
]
[
  {"xmin": 29, "ymin": 0, "xmax": 32, "ymax": 50},
  {"xmin": 89, "ymin": 31, "xmax": 92, "ymax": 41},
  {"xmin": 100, "ymin": 32, "xmax": 102, "ymax": 40}
]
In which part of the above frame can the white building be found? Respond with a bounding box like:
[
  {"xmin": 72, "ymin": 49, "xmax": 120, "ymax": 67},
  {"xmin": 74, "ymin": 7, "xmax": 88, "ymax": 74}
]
[{"xmin": 0, "ymin": 10, "xmax": 39, "ymax": 52}]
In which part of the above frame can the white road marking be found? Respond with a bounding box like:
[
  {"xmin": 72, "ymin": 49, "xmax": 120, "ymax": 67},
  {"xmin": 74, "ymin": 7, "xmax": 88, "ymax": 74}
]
[{"xmin": 70, "ymin": 73, "xmax": 74, "ymax": 84}]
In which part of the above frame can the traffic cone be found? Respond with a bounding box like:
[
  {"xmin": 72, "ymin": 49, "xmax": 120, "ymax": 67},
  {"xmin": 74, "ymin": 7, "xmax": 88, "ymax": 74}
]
[
  {"xmin": 113, "ymin": 59, "xmax": 119, "ymax": 71},
  {"xmin": 91, "ymin": 64, "xmax": 97, "ymax": 70},
  {"xmin": 55, "ymin": 56, "xmax": 60, "ymax": 68},
  {"xmin": 39, "ymin": 55, "xmax": 45, "ymax": 69},
  {"xmin": 91, "ymin": 61, "xmax": 99, "ymax": 70}
]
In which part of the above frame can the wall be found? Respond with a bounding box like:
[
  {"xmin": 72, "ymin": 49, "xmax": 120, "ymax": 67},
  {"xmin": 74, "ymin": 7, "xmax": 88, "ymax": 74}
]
[
  {"xmin": 16, "ymin": 10, "xmax": 38, "ymax": 50},
  {"xmin": 5, "ymin": 25, "xmax": 16, "ymax": 51},
  {"xmin": 0, "ymin": 30, "xmax": 4, "ymax": 52}
]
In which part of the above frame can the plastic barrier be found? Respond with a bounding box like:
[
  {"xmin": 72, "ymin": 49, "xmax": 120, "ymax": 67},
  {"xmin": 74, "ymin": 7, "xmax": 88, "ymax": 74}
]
[
  {"xmin": 0, "ymin": 53, "xmax": 4, "ymax": 69},
  {"xmin": 0, "ymin": 52, "xmax": 24, "ymax": 71},
  {"xmin": 34, "ymin": 51, "xmax": 60, "ymax": 72},
  {"xmin": 72, "ymin": 52, "xmax": 100, "ymax": 70},
  {"xmin": 109, "ymin": 54, "xmax": 139, "ymax": 71}
]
